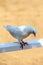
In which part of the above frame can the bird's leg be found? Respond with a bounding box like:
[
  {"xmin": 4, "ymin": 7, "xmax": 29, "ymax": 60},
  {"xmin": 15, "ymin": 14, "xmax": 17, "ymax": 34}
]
[
  {"xmin": 20, "ymin": 40, "xmax": 28, "ymax": 49},
  {"xmin": 22, "ymin": 40, "xmax": 28, "ymax": 46},
  {"xmin": 21, "ymin": 40, "xmax": 28, "ymax": 46},
  {"xmin": 20, "ymin": 41, "xmax": 24, "ymax": 49}
]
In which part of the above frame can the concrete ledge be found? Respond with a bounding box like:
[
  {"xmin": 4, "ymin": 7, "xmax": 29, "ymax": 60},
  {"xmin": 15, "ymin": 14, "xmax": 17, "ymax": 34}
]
[{"xmin": 0, "ymin": 39, "xmax": 43, "ymax": 53}]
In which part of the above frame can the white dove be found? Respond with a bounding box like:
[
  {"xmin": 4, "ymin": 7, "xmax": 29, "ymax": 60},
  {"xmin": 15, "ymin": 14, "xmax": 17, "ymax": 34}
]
[{"xmin": 3, "ymin": 25, "xmax": 36, "ymax": 49}]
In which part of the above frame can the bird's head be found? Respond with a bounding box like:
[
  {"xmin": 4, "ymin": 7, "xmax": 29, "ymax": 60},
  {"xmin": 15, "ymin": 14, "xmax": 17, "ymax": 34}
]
[
  {"xmin": 32, "ymin": 30, "xmax": 36, "ymax": 36},
  {"xmin": 32, "ymin": 29, "xmax": 36, "ymax": 36}
]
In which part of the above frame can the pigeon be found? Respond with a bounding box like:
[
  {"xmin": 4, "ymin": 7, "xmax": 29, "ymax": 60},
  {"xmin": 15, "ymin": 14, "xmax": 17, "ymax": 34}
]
[{"xmin": 3, "ymin": 25, "xmax": 36, "ymax": 49}]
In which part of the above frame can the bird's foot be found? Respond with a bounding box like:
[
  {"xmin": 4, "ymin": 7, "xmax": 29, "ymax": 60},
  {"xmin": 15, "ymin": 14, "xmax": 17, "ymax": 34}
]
[
  {"xmin": 22, "ymin": 41, "xmax": 28, "ymax": 46},
  {"xmin": 20, "ymin": 40, "xmax": 28, "ymax": 49}
]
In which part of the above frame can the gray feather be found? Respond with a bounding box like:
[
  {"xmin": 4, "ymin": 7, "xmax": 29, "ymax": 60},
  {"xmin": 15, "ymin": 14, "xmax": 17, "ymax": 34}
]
[{"xmin": 3, "ymin": 25, "xmax": 36, "ymax": 41}]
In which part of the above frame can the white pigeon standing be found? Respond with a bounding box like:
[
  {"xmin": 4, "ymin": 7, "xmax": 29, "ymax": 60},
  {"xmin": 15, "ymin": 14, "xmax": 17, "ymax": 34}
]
[{"xmin": 3, "ymin": 25, "xmax": 36, "ymax": 49}]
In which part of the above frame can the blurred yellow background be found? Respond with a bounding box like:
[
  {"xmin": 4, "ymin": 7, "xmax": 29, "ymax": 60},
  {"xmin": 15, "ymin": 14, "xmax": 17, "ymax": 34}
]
[
  {"xmin": 0, "ymin": 1, "xmax": 43, "ymax": 65},
  {"xmin": 0, "ymin": 0, "xmax": 43, "ymax": 43}
]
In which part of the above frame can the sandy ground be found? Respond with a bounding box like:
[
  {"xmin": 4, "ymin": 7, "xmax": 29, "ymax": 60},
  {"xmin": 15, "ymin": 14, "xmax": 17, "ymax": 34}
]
[
  {"xmin": 0, "ymin": 47, "xmax": 43, "ymax": 65},
  {"xmin": 0, "ymin": 0, "xmax": 43, "ymax": 65},
  {"xmin": 0, "ymin": 0, "xmax": 43, "ymax": 43}
]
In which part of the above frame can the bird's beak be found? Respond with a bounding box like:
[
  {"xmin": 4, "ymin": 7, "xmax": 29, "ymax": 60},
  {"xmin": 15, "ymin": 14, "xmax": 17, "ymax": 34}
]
[
  {"xmin": 33, "ymin": 32, "xmax": 36, "ymax": 36},
  {"xmin": 34, "ymin": 34, "xmax": 36, "ymax": 36},
  {"xmin": 34, "ymin": 33, "xmax": 36, "ymax": 36}
]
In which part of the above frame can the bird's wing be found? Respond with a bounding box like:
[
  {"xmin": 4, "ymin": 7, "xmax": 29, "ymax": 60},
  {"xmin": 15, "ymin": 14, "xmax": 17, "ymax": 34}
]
[{"xmin": 9, "ymin": 27, "xmax": 24, "ymax": 40}]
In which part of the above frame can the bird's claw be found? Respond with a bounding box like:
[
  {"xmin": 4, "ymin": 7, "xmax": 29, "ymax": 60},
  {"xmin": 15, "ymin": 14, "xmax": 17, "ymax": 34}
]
[{"xmin": 20, "ymin": 41, "xmax": 28, "ymax": 49}]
